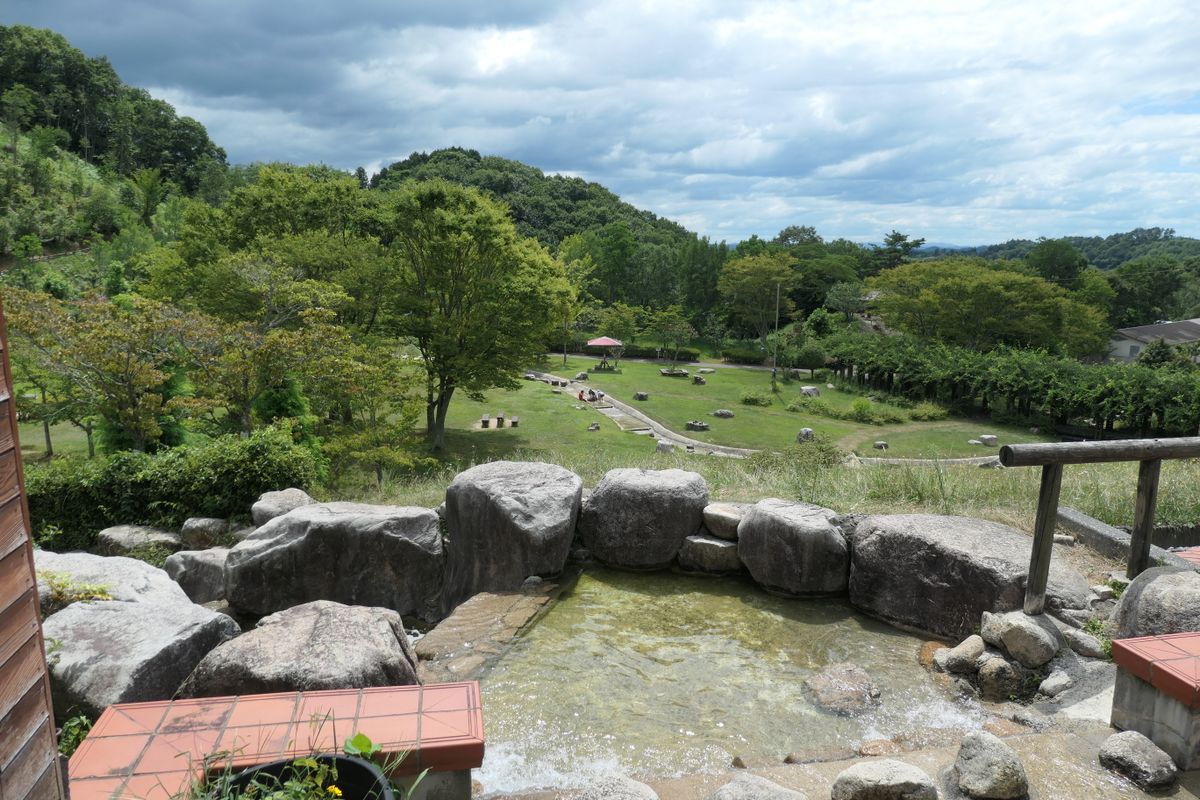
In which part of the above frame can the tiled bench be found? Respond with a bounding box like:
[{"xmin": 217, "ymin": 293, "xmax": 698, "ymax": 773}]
[
  {"xmin": 1174, "ymin": 546, "xmax": 1200, "ymax": 568},
  {"xmin": 1112, "ymin": 632, "xmax": 1200, "ymax": 769},
  {"xmin": 68, "ymin": 682, "xmax": 484, "ymax": 800}
]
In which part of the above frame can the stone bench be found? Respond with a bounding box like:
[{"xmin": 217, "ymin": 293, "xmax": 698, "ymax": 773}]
[
  {"xmin": 67, "ymin": 682, "xmax": 484, "ymax": 800},
  {"xmin": 1112, "ymin": 632, "xmax": 1200, "ymax": 769},
  {"xmin": 480, "ymin": 414, "xmax": 489, "ymax": 429}
]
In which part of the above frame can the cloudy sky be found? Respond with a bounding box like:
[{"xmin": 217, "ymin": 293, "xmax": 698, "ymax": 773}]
[{"xmin": 8, "ymin": 1, "xmax": 1200, "ymax": 244}]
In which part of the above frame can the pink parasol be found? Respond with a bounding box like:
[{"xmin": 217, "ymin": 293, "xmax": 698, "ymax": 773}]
[{"xmin": 587, "ymin": 336, "xmax": 624, "ymax": 347}]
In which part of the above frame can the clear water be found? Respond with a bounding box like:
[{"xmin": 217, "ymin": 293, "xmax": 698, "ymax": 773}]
[{"xmin": 478, "ymin": 569, "xmax": 985, "ymax": 794}]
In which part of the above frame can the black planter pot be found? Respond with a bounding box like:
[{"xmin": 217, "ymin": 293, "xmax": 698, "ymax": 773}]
[{"xmin": 221, "ymin": 754, "xmax": 394, "ymax": 800}]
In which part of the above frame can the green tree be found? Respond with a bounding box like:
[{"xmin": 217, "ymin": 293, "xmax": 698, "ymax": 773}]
[
  {"xmin": 825, "ymin": 281, "xmax": 866, "ymax": 320},
  {"xmin": 126, "ymin": 167, "xmax": 165, "ymax": 227},
  {"xmin": 380, "ymin": 179, "xmax": 570, "ymax": 449},
  {"xmin": 717, "ymin": 253, "xmax": 795, "ymax": 347},
  {"xmin": 1026, "ymin": 238, "xmax": 1087, "ymax": 289},
  {"xmin": 1109, "ymin": 255, "xmax": 1184, "ymax": 327},
  {"xmin": 869, "ymin": 230, "xmax": 925, "ymax": 275},
  {"xmin": 645, "ymin": 305, "xmax": 696, "ymax": 364},
  {"xmin": 795, "ymin": 340, "xmax": 827, "ymax": 377}
]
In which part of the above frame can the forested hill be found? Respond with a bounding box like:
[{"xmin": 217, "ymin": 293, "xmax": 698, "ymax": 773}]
[
  {"xmin": 371, "ymin": 147, "xmax": 728, "ymax": 308},
  {"xmin": 0, "ymin": 25, "xmax": 226, "ymax": 193},
  {"xmin": 921, "ymin": 227, "xmax": 1200, "ymax": 270}
]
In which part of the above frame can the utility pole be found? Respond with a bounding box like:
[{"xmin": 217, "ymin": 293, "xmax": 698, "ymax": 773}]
[{"xmin": 771, "ymin": 281, "xmax": 780, "ymax": 392}]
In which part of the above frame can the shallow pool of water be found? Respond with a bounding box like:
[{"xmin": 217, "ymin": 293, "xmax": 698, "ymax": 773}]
[{"xmin": 479, "ymin": 568, "xmax": 984, "ymax": 793}]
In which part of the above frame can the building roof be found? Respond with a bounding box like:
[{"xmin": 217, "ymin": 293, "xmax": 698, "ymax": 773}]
[{"xmin": 1114, "ymin": 318, "xmax": 1200, "ymax": 346}]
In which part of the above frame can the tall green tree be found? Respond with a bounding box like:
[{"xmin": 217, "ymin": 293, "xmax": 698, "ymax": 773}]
[
  {"xmin": 380, "ymin": 180, "xmax": 570, "ymax": 449},
  {"xmin": 1025, "ymin": 238, "xmax": 1087, "ymax": 289},
  {"xmin": 717, "ymin": 253, "xmax": 795, "ymax": 347}
]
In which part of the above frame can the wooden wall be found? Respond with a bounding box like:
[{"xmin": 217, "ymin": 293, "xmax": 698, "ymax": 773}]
[{"xmin": 0, "ymin": 297, "xmax": 64, "ymax": 800}]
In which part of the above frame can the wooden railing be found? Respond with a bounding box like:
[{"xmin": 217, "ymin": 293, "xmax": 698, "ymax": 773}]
[{"xmin": 999, "ymin": 437, "xmax": 1200, "ymax": 615}]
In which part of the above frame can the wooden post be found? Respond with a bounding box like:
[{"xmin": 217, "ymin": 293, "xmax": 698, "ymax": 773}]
[
  {"xmin": 1024, "ymin": 463, "xmax": 1064, "ymax": 615},
  {"xmin": 1127, "ymin": 458, "xmax": 1162, "ymax": 579}
]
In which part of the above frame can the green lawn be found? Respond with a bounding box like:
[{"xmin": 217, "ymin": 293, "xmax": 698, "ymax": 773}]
[{"xmin": 18, "ymin": 420, "xmax": 90, "ymax": 461}]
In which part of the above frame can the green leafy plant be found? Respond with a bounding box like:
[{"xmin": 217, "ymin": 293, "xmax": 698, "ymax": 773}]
[
  {"xmin": 1083, "ymin": 617, "xmax": 1114, "ymax": 660},
  {"xmin": 1106, "ymin": 578, "xmax": 1127, "ymax": 599},
  {"xmin": 342, "ymin": 733, "xmax": 381, "ymax": 760},
  {"xmin": 58, "ymin": 714, "xmax": 93, "ymax": 757},
  {"xmin": 37, "ymin": 570, "xmax": 113, "ymax": 616},
  {"xmin": 740, "ymin": 392, "xmax": 772, "ymax": 407}
]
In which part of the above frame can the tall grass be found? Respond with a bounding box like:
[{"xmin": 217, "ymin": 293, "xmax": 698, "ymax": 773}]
[{"xmin": 330, "ymin": 448, "xmax": 1200, "ymax": 532}]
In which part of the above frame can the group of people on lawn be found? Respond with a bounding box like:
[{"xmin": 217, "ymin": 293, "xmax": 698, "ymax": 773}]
[{"xmin": 578, "ymin": 388, "xmax": 605, "ymax": 402}]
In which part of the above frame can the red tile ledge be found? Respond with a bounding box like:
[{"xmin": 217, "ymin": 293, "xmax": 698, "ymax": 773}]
[
  {"xmin": 69, "ymin": 682, "xmax": 485, "ymax": 798},
  {"xmin": 1114, "ymin": 633, "xmax": 1200, "ymax": 709}
]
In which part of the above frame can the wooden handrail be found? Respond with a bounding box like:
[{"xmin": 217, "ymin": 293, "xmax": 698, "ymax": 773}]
[
  {"xmin": 1000, "ymin": 437, "xmax": 1200, "ymax": 467},
  {"xmin": 1004, "ymin": 437, "xmax": 1200, "ymax": 615}
]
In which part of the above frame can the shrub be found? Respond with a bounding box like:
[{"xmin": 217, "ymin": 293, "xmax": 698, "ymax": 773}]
[
  {"xmin": 740, "ymin": 392, "xmax": 773, "ymax": 407},
  {"xmin": 848, "ymin": 397, "xmax": 874, "ymax": 422},
  {"xmin": 721, "ymin": 346, "xmax": 766, "ymax": 365},
  {"xmin": 909, "ymin": 402, "xmax": 949, "ymax": 421},
  {"xmin": 26, "ymin": 424, "xmax": 321, "ymax": 551},
  {"xmin": 58, "ymin": 715, "xmax": 93, "ymax": 757}
]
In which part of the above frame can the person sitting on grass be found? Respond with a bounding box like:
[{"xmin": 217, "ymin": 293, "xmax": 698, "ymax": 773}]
[
  {"xmin": 578, "ymin": 389, "xmax": 585, "ymax": 401},
  {"xmin": 587, "ymin": 389, "xmax": 597, "ymax": 401}
]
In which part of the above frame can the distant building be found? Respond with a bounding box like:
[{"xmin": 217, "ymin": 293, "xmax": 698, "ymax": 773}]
[{"xmin": 1109, "ymin": 318, "xmax": 1200, "ymax": 362}]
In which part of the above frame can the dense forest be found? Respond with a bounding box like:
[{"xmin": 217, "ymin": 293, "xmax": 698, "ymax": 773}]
[{"xmin": 5, "ymin": 22, "xmax": 1200, "ymax": 537}]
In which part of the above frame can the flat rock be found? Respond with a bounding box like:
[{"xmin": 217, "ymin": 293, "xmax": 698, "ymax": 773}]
[
  {"xmin": 738, "ymin": 499, "xmax": 848, "ymax": 595},
  {"xmin": 440, "ymin": 461, "xmax": 582, "ymax": 613},
  {"xmin": 831, "ymin": 759, "xmax": 937, "ymax": 800},
  {"xmin": 707, "ymin": 773, "xmax": 808, "ymax": 799},
  {"xmin": 1062, "ymin": 627, "xmax": 1106, "ymax": 659},
  {"xmin": 164, "ymin": 548, "xmax": 229, "ymax": 604},
  {"xmin": 1099, "ymin": 731, "xmax": 1177, "ymax": 790},
  {"xmin": 178, "ymin": 600, "xmax": 418, "ymax": 698},
  {"xmin": 946, "ymin": 635, "xmax": 986, "ymax": 674},
  {"xmin": 679, "ymin": 534, "xmax": 742, "ymax": 574},
  {"xmin": 250, "ymin": 487, "xmax": 315, "ymax": 526},
  {"xmin": 804, "ymin": 662, "xmax": 881, "ymax": 714},
  {"xmin": 1039, "ymin": 670, "xmax": 1072, "ymax": 697},
  {"xmin": 42, "ymin": 600, "xmax": 239, "ymax": 718},
  {"xmin": 704, "ymin": 502, "xmax": 749, "ymax": 541},
  {"xmin": 1111, "ymin": 566, "xmax": 1200, "ymax": 638},
  {"xmin": 94, "ymin": 524, "xmax": 181, "ymax": 557},
  {"xmin": 180, "ymin": 517, "xmax": 230, "ymax": 549},
  {"xmin": 35, "ymin": 550, "xmax": 189, "ymax": 609},
  {"xmin": 578, "ymin": 468, "xmax": 708, "ymax": 569},
  {"xmin": 575, "ymin": 775, "xmax": 659, "ymax": 800},
  {"xmin": 953, "ymin": 731, "xmax": 1028, "ymax": 799},
  {"xmin": 980, "ymin": 611, "xmax": 1062, "ymax": 668},
  {"xmin": 225, "ymin": 502, "xmax": 444, "ymax": 620},
  {"xmin": 848, "ymin": 515, "xmax": 1089, "ymax": 639}
]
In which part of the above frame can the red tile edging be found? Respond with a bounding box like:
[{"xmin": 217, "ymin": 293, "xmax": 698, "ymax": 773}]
[
  {"xmin": 1175, "ymin": 546, "xmax": 1200, "ymax": 568},
  {"xmin": 1113, "ymin": 632, "xmax": 1200, "ymax": 709},
  {"xmin": 68, "ymin": 682, "xmax": 484, "ymax": 800}
]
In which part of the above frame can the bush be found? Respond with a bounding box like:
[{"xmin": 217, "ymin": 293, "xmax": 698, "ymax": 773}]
[
  {"xmin": 740, "ymin": 392, "xmax": 773, "ymax": 407},
  {"xmin": 721, "ymin": 346, "xmax": 766, "ymax": 365},
  {"xmin": 909, "ymin": 402, "xmax": 949, "ymax": 421},
  {"xmin": 787, "ymin": 394, "xmax": 906, "ymax": 425},
  {"xmin": 26, "ymin": 424, "xmax": 321, "ymax": 551}
]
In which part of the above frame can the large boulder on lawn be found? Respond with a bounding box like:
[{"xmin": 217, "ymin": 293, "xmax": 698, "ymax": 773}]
[
  {"xmin": 578, "ymin": 468, "xmax": 708, "ymax": 569},
  {"xmin": 35, "ymin": 550, "xmax": 189, "ymax": 610},
  {"xmin": 164, "ymin": 548, "xmax": 229, "ymax": 604},
  {"xmin": 703, "ymin": 502, "xmax": 748, "ymax": 541},
  {"xmin": 440, "ymin": 461, "xmax": 582, "ymax": 613},
  {"xmin": 94, "ymin": 524, "xmax": 181, "ymax": 557},
  {"xmin": 708, "ymin": 773, "xmax": 808, "ymax": 799},
  {"xmin": 848, "ymin": 515, "xmax": 1090, "ymax": 639},
  {"xmin": 250, "ymin": 487, "xmax": 315, "ymax": 526},
  {"xmin": 951, "ymin": 731, "xmax": 1028, "ymax": 799},
  {"xmin": 224, "ymin": 503, "xmax": 444, "ymax": 620},
  {"xmin": 178, "ymin": 601, "xmax": 418, "ymax": 698},
  {"xmin": 42, "ymin": 600, "xmax": 238, "ymax": 718},
  {"xmin": 738, "ymin": 499, "xmax": 848, "ymax": 595},
  {"xmin": 831, "ymin": 759, "xmax": 937, "ymax": 800},
  {"xmin": 1111, "ymin": 566, "xmax": 1200, "ymax": 639},
  {"xmin": 1099, "ymin": 731, "xmax": 1177, "ymax": 790}
]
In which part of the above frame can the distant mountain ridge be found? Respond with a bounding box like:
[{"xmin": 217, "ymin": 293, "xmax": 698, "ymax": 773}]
[{"xmin": 919, "ymin": 227, "xmax": 1200, "ymax": 269}]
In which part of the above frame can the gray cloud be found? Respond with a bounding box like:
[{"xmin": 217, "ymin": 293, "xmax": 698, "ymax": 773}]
[{"xmin": 6, "ymin": 0, "xmax": 1200, "ymax": 244}]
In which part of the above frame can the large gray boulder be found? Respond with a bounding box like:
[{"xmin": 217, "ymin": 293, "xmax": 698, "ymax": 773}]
[
  {"xmin": 945, "ymin": 635, "xmax": 986, "ymax": 674},
  {"xmin": 707, "ymin": 773, "xmax": 807, "ymax": 799},
  {"xmin": 94, "ymin": 524, "xmax": 181, "ymax": 557},
  {"xmin": 952, "ymin": 731, "xmax": 1028, "ymax": 799},
  {"xmin": 848, "ymin": 515, "xmax": 1090, "ymax": 639},
  {"xmin": 578, "ymin": 468, "xmax": 708, "ymax": 569},
  {"xmin": 704, "ymin": 502, "xmax": 749, "ymax": 541},
  {"xmin": 831, "ymin": 759, "xmax": 937, "ymax": 800},
  {"xmin": 1099, "ymin": 731, "xmax": 1177, "ymax": 790},
  {"xmin": 42, "ymin": 600, "xmax": 238, "ymax": 718},
  {"xmin": 440, "ymin": 461, "xmax": 582, "ymax": 613},
  {"xmin": 1111, "ymin": 566, "xmax": 1200, "ymax": 639},
  {"xmin": 980, "ymin": 610, "xmax": 1062, "ymax": 668},
  {"xmin": 35, "ymin": 550, "xmax": 190, "ymax": 609},
  {"xmin": 224, "ymin": 502, "xmax": 444, "ymax": 620},
  {"xmin": 178, "ymin": 601, "xmax": 418, "ymax": 698},
  {"xmin": 251, "ymin": 487, "xmax": 315, "ymax": 526},
  {"xmin": 738, "ymin": 499, "xmax": 848, "ymax": 595},
  {"xmin": 576, "ymin": 775, "xmax": 659, "ymax": 800},
  {"xmin": 678, "ymin": 534, "xmax": 742, "ymax": 574},
  {"xmin": 180, "ymin": 517, "xmax": 230, "ymax": 550},
  {"xmin": 164, "ymin": 548, "xmax": 230, "ymax": 604}
]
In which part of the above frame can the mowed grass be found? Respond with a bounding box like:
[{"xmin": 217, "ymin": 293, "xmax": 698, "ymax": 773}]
[
  {"xmin": 553, "ymin": 356, "xmax": 1047, "ymax": 457},
  {"xmin": 18, "ymin": 420, "xmax": 90, "ymax": 461}
]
